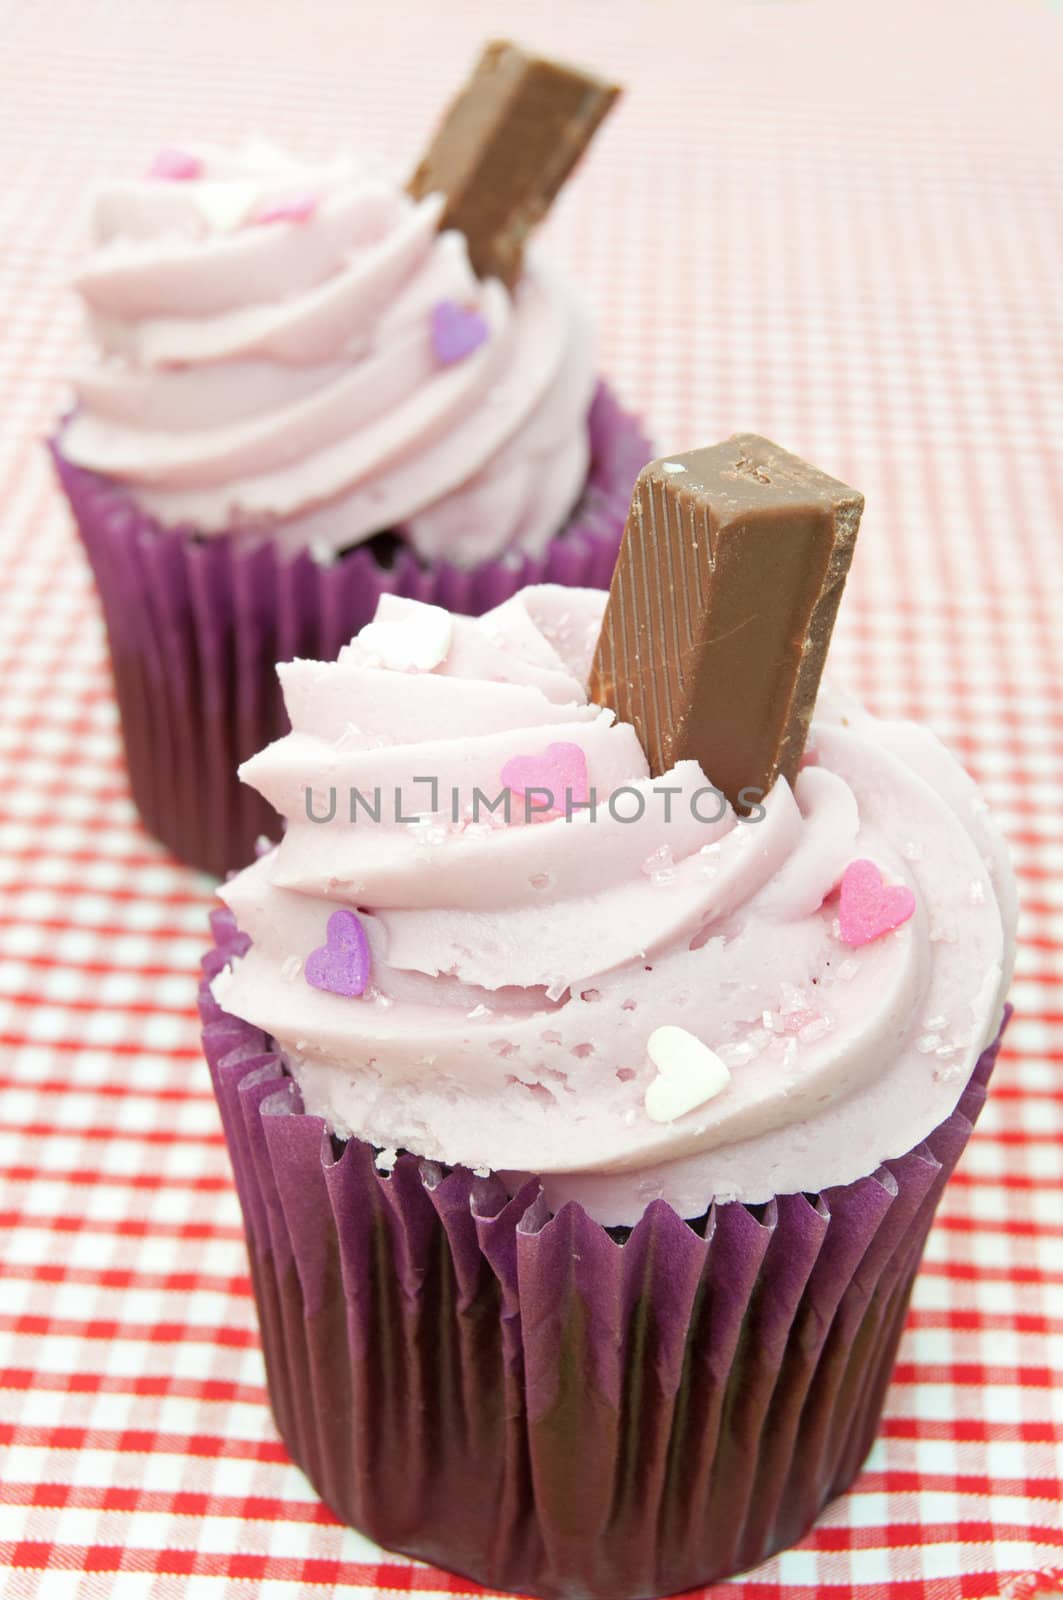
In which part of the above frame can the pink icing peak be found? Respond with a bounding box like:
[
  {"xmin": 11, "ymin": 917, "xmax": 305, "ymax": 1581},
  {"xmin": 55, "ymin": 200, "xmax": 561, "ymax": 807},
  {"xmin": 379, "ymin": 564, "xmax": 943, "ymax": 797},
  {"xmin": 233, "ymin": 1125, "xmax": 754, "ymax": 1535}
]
[
  {"xmin": 66, "ymin": 147, "xmax": 597, "ymax": 564},
  {"xmin": 304, "ymin": 909, "xmax": 371, "ymax": 998},
  {"xmin": 147, "ymin": 147, "xmax": 203, "ymax": 181},
  {"xmin": 501, "ymin": 742, "xmax": 590, "ymax": 813},
  {"xmin": 838, "ymin": 858, "xmax": 916, "ymax": 947},
  {"xmin": 430, "ymin": 298, "xmax": 490, "ymax": 365},
  {"xmin": 254, "ymin": 190, "xmax": 319, "ymax": 225}
]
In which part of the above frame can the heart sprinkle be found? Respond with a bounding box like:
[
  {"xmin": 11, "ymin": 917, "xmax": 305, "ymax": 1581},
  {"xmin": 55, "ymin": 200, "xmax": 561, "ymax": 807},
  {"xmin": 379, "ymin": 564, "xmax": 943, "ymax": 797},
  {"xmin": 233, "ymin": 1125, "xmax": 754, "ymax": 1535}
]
[
  {"xmin": 501, "ymin": 743, "xmax": 590, "ymax": 814},
  {"xmin": 193, "ymin": 182, "xmax": 261, "ymax": 233},
  {"xmin": 147, "ymin": 147, "xmax": 203, "ymax": 181},
  {"xmin": 359, "ymin": 606, "xmax": 452, "ymax": 671},
  {"xmin": 304, "ymin": 910, "xmax": 371, "ymax": 999},
  {"xmin": 430, "ymin": 299, "xmax": 490, "ymax": 366},
  {"xmin": 644, "ymin": 1026, "xmax": 731, "ymax": 1123},
  {"xmin": 254, "ymin": 190, "xmax": 319, "ymax": 225},
  {"xmin": 837, "ymin": 858, "xmax": 916, "ymax": 947}
]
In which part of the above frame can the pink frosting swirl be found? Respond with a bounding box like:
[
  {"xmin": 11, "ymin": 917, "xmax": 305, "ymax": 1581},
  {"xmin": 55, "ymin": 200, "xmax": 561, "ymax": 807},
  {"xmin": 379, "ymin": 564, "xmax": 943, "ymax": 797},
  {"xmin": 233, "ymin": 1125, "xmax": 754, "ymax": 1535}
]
[
  {"xmin": 213, "ymin": 586, "xmax": 1016, "ymax": 1225},
  {"xmin": 63, "ymin": 141, "xmax": 596, "ymax": 565}
]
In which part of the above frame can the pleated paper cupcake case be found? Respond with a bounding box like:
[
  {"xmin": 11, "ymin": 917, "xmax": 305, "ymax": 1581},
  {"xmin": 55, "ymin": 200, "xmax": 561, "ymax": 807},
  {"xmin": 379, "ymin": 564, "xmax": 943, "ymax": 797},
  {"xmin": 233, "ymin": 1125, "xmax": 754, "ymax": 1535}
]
[
  {"xmin": 52, "ymin": 382, "xmax": 650, "ymax": 878},
  {"xmin": 199, "ymin": 912, "xmax": 1008, "ymax": 1600}
]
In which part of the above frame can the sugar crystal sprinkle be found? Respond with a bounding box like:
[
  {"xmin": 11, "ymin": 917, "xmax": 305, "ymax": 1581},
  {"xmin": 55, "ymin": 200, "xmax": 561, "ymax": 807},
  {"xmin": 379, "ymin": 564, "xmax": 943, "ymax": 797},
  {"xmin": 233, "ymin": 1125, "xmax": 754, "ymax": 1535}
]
[
  {"xmin": 799, "ymin": 1016, "xmax": 833, "ymax": 1044},
  {"xmin": 642, "ymin": 844, "xmax": 676, "ymax": 884}
]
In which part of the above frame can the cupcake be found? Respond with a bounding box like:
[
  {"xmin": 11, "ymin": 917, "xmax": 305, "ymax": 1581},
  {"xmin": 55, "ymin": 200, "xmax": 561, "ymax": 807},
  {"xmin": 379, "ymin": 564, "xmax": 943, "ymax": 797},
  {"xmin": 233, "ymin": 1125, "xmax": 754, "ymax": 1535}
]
[
  {"xmin": 201, "ymin": 437, "xmax": 1016, "ymax": 1598},
  {"xmin": 52, "ymin": 42, "xmax": 647, "ymax": 878}
]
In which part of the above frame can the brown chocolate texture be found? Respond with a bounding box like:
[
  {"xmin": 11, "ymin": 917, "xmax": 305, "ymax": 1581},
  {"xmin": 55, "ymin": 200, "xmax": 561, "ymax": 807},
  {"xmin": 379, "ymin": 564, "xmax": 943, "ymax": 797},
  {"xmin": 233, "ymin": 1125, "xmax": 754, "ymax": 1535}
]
[
  {"xmin": 589, "ymin": 435, "xmax": 864, "ymax": 811},
  {"xmin": 409, "ymin": 40, "xmax": 620, "ymax": 287}
]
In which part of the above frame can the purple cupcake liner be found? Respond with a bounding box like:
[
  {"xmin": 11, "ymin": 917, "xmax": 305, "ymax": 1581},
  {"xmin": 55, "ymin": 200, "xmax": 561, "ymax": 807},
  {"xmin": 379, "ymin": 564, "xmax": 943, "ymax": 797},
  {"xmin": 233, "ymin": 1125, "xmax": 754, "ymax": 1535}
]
[
  {"xmin": 200, "ymin": 910, "xmax": 1009, "ymax": 1600},
  {"xmin": 50, "ymin": 384, "xmax": 650, "ymax": 879}
]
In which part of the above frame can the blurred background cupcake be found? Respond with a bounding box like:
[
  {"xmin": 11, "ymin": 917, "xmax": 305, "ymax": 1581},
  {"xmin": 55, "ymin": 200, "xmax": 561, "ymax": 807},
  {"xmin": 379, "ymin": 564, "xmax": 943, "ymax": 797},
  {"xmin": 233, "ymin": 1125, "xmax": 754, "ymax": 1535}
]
[{"xmin": 50, "ymin": 41, "xmax": 649, "ymax": 878}]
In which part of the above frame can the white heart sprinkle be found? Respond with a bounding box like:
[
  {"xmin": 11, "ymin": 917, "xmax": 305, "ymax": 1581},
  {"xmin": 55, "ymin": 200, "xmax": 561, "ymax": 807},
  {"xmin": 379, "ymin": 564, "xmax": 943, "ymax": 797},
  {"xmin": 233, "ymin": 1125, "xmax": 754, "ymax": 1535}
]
[
  {"xmin": 644, "ymin": 1025, "xmax": 731, "ymax": 1123},
  {"xmin": 194, "ymin": 181, "xmax": 261, "ymax": 232},
  {"xmin": 359, "ymin": 606, "xmax": 453, "ymax": 672}
]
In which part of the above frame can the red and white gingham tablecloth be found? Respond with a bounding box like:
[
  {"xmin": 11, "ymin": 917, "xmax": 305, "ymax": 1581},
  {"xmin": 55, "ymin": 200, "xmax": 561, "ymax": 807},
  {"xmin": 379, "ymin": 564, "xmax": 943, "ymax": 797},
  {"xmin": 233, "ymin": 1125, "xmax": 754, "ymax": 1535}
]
[{"xmin": 0, "ymin": 1, "xmax": 1061, "ymax": 1595}]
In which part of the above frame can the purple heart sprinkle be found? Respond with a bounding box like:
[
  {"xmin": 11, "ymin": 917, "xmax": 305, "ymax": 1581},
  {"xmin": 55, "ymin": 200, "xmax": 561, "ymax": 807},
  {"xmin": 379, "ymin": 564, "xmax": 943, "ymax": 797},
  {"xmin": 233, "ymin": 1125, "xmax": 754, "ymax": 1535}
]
[
  {"xmin": 430, "ymin": 299, "xmax": 490, "ymax": 366},
  {"xmin": 304, "ymin": 909, "xmax": 371, "ymax": 998}
]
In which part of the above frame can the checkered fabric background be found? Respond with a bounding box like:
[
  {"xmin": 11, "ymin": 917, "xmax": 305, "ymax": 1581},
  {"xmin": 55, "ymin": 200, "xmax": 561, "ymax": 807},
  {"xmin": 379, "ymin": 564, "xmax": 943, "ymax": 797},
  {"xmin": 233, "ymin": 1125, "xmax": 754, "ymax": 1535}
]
[{"xmin": 1, "ymin": 0, "xmax": 1061, "ymax": 1595}]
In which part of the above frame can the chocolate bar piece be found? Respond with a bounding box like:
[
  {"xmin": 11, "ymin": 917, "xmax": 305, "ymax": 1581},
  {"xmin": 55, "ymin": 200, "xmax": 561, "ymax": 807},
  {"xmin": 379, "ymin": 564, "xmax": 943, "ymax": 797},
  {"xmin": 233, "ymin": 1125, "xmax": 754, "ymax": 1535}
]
[
  {"xmin": 589, "ymin": 436, "xmax": 864, "ymax": 811},
  {"xmin": 409, "ymin": 40, "xmax": 620, "ymax": 287}
]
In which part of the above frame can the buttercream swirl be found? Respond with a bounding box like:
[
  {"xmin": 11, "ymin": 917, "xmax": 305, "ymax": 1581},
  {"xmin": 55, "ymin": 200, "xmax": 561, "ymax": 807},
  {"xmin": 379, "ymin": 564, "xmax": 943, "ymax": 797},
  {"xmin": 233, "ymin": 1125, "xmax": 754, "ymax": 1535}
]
[
  {"xmin": 214, "ymin": 586, "xmax": 1016, "ymax": 1225},
  {"xmin": 63, "ymin": 141, "xmax": 596, "ymax": 565}
]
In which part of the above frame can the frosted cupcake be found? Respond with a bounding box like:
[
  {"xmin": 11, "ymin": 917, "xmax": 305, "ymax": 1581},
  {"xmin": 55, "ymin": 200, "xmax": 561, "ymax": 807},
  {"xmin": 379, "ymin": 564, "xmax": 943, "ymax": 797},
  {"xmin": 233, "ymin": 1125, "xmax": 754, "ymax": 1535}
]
[
  {"xmin": 52, "ymin": 42, "xmax": 646, "ymax": 877},
  {"xmin": 201, "ymin": 439, "xmax": 1016, "ymax": 1597}
]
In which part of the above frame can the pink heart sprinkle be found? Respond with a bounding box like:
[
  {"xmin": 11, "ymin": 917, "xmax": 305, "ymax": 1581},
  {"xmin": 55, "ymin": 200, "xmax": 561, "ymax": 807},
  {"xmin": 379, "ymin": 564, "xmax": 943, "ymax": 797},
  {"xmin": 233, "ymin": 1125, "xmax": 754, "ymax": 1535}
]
[
  {"xmin": 304, "ymin": 909, "xmax": 371, "ymax": 998},
  {"xmin": 838, "ymin": 859, "xmax": 916, "ymax": 948},
  {"xmin": 147, "ymin": 147, "xmax": 203, "ymax": 181},
  {"xmin": 430, "ymin": 299, "xmax": 490, "ymax": 365},
  {"xmin": 254, "ymin": 190, "xmax": 319, "ymax": 225},
  {"xmin": 501, "ymin": 743, "xmax": 589, "ymax": 817}
]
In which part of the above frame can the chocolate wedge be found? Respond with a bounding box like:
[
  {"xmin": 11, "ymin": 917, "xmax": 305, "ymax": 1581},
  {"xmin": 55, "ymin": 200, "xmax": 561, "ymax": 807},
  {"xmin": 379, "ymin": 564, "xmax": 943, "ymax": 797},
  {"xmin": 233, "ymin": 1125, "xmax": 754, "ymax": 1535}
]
[
  {"xmin": 409, "ymin": 40, "xmax": 620, "ymax": 286},
  {"xmin": 589, "ymin": 436, "xmax": 864, "ymax": 811}
]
